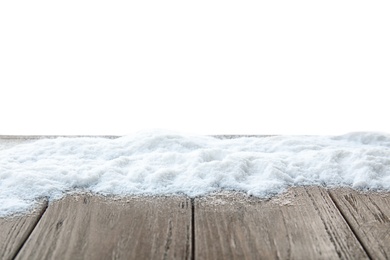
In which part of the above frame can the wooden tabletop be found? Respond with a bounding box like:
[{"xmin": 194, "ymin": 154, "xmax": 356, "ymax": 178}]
[{"xmin": 1, "ymin": 187, "xmax": 389, "ymax": 260}]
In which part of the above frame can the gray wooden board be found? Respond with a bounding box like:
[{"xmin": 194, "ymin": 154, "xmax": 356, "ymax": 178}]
[
  {"xmin": 329, "ymin": 188, "xmax": 390, "ymax": 260},
  {"xmin": 0, "ymin": 138, "xmax": 35, "ymax": 150},
  {"xmin": 0, "ymin": 136, "xmax": 119, "ymax": 150},
  {"xmin": 16, "ymin": 194, "xmax": 192, "ymax": 260},
  {"xmin": 0, "ymin": 136, "xmax": 120, "ymax": 140},
  {"xmin": 194, "ymin": 187, "xmax": 368, "ymax": 260},
  {"xmin": 0, "ymin": 201, "xmax": 47, "ymax": 260}
]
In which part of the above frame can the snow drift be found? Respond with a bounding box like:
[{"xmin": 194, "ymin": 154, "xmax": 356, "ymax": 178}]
[{"xmin": 1, "ymin": 131, "xmax": 390, "ymax": 217}]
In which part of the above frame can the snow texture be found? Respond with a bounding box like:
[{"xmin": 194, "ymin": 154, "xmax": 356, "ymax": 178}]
[{"xmin": 1, "ymin": 131, "xmax": 390, "ymax": 217}]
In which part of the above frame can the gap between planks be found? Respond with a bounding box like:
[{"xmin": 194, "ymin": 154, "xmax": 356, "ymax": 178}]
[
  {"xmin": 327, "ymin": 190, "xmax": 373, "ymax": 260},
  {"xmin": 191, "ymin": 198, "xmax": 195, "ymax": 260},
  {"xmin": 12, "ymin": 202, "xmax": 48, "ymax": 260},
  {"xmin": 0, "ymin": 200, "xmax": 48, "ymax": 260},
  {"xmin": 329, "ymin": 188, "xmax": 390, "ymax": 260}
]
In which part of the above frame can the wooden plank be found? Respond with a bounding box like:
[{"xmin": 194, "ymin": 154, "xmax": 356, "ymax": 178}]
[
  {"xmin": 0, "ymin": 201, "xmax": 47, "ymax": 260},
  {"xmin": 195, "ymin": 187, "xmax": 368, "ymax": 260},
  {"xmin": 15, "ymin": 194, "xmax": 192, "ymax": 260},
  {"xmin": 0, "ymin": 135, "xmax": 120, "ymax": 140},
  {"xmin": 0, "ymin": 138, "xmax": 34, "ymax": 150},
  {"xmin": 0, "ymin": 136, "xmax": 118, "ymax": 150},
  {"xmin": 329, "ymin": 188, "xmax": 390, "ymax": 260}
]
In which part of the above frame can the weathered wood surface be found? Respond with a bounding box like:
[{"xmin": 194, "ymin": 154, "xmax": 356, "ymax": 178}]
[
  {"xmin": 0, "ymin": 135, "xmax": 120, "ymax": 140},
  {"xmin": 15, "ymin": 194, "xmax": 192, "ymax": 260},
  {"xmin": 329, "ymin": 188, "xmax": 390, "ymax": 260},
  {"xmin": 195, "ymin": 187, "xmax": 368, "ymax": 260},
  {"xmin": 0, "ymin": 201, "xmax": 47, "ymax": 260},
  {"xmin": 0, "ymin": 138, "xmax": 35, "ymax": 150},
  {"xmin": 0, "ymin": 136, "xmax": 119, "ymax": 150}
]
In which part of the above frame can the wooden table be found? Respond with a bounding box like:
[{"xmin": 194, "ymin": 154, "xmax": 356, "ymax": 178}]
[{"xmin": 1, "ymin": 187, "xmax": 389, "ymax": 260}]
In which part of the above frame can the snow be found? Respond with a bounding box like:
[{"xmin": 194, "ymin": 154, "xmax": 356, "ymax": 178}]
[{"xmin": 1, "ymin": 131, "xmax": 390, "ymax": 217}]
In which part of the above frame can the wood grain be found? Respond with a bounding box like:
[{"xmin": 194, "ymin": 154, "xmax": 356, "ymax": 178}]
[
  {"xmin": 0, "ymin": 201, "xmax": 47, "ymax": 260},
  {"xmin": 329, "ymin": 188, "xmax": 390, "ymax": 260},
  {"xmin": 16, "ymin": 194, "xmax": 192, "ymax": 260},
  {"xmin": 195, "ymin": 187, "xmax": 368, "ymax": 260}
]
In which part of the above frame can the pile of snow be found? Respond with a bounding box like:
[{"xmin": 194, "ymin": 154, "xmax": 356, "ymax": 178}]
[{"xmin": 1, "ymin": 131, "xmax": 390, "ymax": 217}]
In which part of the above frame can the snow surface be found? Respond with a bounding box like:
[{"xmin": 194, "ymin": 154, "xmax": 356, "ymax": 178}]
[{"xmin": 1, "ymin": 131, "xmax": 390, "ymax": 217}]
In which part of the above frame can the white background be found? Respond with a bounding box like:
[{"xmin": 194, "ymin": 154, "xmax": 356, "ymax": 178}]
[{"xmin": 1, "ymin": 0, "xmax": 389, "ymax": 135}]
